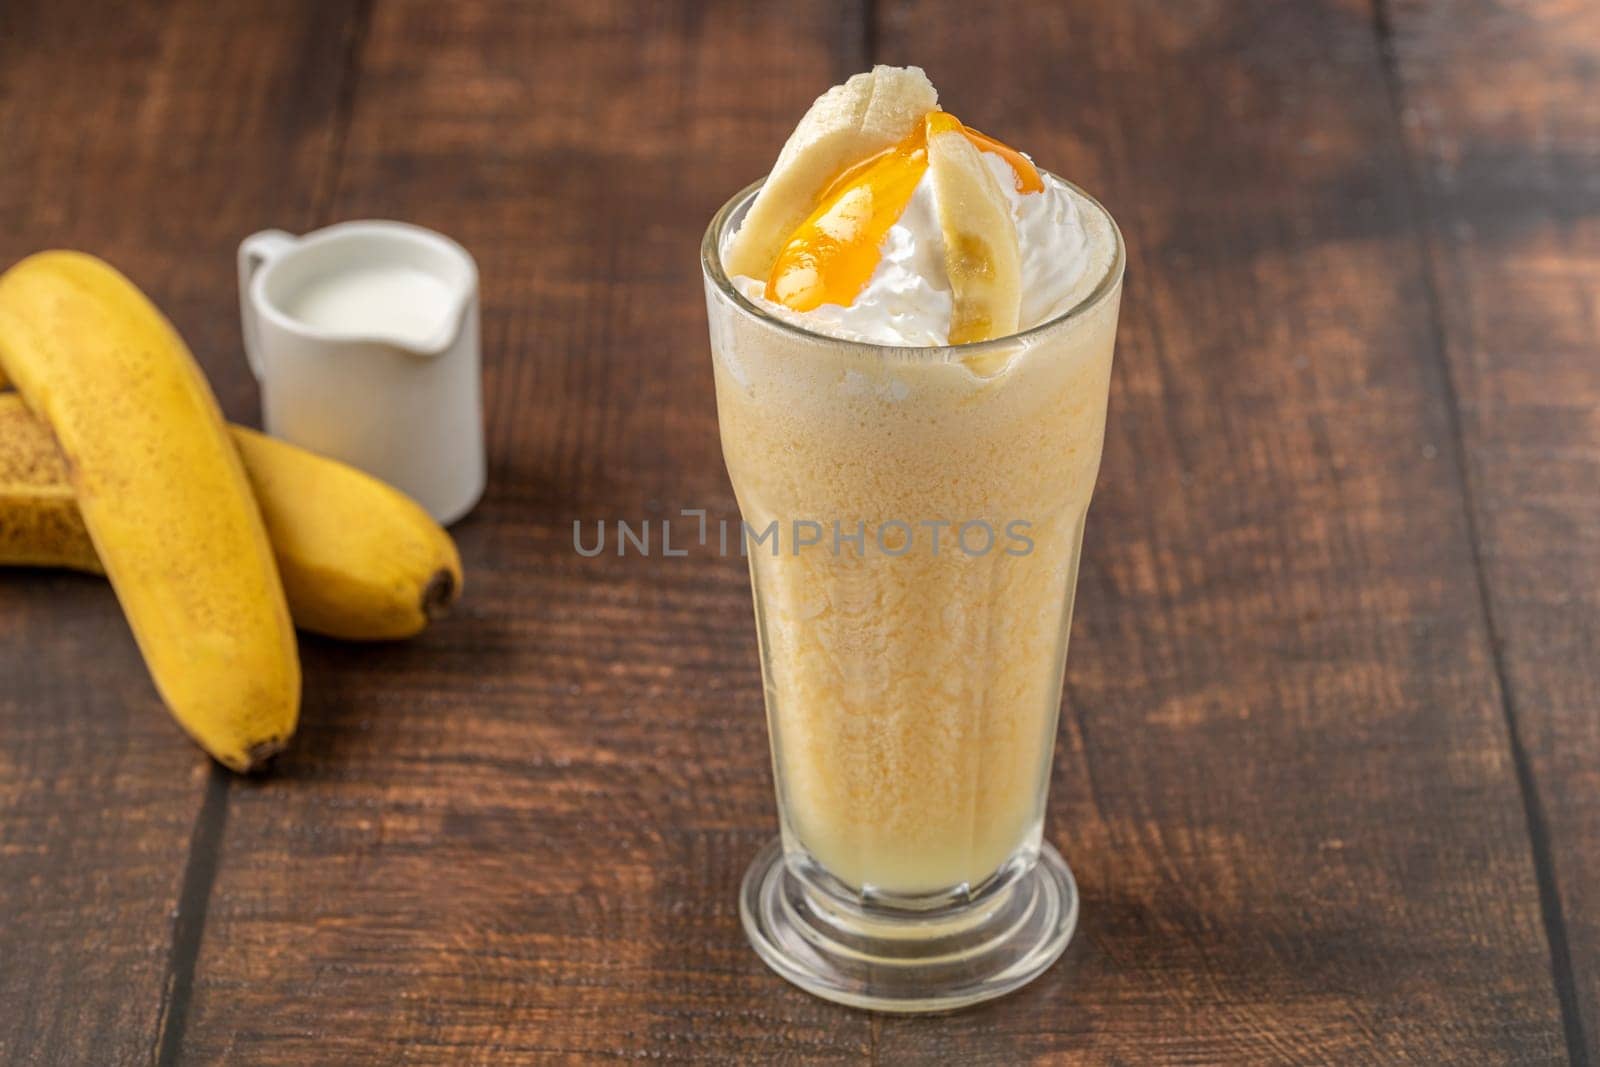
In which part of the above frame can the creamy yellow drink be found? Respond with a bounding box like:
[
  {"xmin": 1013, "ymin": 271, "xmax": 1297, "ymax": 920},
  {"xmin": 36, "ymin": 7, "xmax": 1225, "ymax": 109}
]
[
  {"xmin": 710, "ymin": 274, "xmax": 1117, "ymax": 893},
  {"xmin": 707, "ymin": 66, "xmax": 1122, "ymax": 925}
]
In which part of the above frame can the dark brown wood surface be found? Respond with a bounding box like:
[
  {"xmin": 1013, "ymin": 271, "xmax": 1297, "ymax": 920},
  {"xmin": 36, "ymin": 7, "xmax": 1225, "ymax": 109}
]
[
  {"xmin": 1384, "ymin": 2, "xmax": 1600, "ymax": 1054},
  {"xmin": 0, "ymin": 1, "xmax": 1594, "ymax": 1063}
]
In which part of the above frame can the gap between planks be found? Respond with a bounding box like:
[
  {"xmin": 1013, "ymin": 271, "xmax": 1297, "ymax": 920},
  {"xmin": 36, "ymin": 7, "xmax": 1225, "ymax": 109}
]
[{"xmin": 1369, "ymin": 1, "xmax": 1589, "ymax": 1062}]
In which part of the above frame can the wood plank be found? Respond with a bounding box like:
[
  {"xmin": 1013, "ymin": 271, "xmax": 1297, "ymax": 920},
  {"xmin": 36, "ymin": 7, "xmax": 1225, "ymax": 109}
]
[
  {"xmin": 175, "ymin": 1, "xmax": 877, "ymax": 1061},
  {"xmin": 0, "ymin": 1, "xmax": 362, "ymax": 1063},
  {"xmin": 870, "ymin": 0, "xmax": 1570, "ymax": 1061},
  {"xmin": 1384, "ymin": 0, "xmax": 1600, "ymax": 1058}
]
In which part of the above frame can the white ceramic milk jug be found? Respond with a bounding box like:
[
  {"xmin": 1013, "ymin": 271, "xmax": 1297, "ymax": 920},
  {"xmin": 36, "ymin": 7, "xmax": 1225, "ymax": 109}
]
[{"xmin": 238, "ymin": 221, "xmax": 485, "ymax": 525}]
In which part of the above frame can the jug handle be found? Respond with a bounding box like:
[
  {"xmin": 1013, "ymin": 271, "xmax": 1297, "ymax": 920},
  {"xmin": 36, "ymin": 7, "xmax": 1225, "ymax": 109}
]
[{"xmin": 237, "ymin": 230, "xmax": 297, "ymax": 380}]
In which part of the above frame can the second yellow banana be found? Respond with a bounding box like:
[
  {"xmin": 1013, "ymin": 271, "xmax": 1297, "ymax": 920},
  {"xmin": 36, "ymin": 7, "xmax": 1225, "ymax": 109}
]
[{"xmin": 0, "ymin": 393, "xmax": 462, "ymax": 641}]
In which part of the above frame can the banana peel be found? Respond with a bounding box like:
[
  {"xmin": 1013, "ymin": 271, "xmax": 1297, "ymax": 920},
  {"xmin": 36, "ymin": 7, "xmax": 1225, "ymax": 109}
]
[{"xmin": 0, "ymin": 251, "xmax": 298, "ymax": 770}]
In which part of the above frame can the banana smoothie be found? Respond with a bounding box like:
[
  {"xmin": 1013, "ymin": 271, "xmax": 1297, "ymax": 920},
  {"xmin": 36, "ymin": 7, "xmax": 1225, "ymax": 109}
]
[{"xmin": 705, "ymin": 66, "xmax": 1123, "ymax": 903}]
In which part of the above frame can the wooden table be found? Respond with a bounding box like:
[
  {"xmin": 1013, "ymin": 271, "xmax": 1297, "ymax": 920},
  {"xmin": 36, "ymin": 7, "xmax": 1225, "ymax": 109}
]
[{"xmin": 2, "ymin": 2, "xmax": 1596, "ymax": 1063}]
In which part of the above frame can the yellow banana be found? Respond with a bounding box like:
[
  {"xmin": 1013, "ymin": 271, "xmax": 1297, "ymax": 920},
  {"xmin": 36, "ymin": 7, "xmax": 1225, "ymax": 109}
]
[
  {"xmin": 0, "ymin": 251, "xmax": 298, "ymax": 771},
  {"xmin": 0, "ymin": 393, "xmax": 463, "ymax": 640},
  {"xmin": 0, "ymin": 393, "xmax": 99, "ymax": 570}
]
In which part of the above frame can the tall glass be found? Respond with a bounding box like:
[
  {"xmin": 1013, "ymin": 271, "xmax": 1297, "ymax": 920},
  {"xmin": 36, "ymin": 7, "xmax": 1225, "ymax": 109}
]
[{"xmin": 703, "ymin": 178, "xmax": 1123, "ymax": 1012}]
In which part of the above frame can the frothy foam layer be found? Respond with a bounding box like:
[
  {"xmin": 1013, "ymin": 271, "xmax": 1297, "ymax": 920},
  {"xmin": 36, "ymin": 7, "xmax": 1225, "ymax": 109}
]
[{"xmin": 730, "ymin": 155, "xmax": 1108, "ymax": 347}]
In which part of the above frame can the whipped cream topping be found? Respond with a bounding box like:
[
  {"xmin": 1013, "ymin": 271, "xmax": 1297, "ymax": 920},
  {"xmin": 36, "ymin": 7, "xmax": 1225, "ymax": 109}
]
[{"xmin": 730, "ymin": 152, "xmax": 1092, "ymax": 347}]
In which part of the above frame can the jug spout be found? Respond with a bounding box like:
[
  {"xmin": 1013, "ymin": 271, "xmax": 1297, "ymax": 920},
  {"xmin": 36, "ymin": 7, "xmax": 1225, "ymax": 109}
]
[{"xmin": 402, "ymin": 291, "xmax": 473, "ymax": 359}]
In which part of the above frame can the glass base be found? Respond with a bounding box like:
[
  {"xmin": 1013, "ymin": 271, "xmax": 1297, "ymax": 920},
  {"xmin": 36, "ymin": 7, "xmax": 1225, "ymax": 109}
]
[{"xmin": 738, "ymin": 838, "xmax": 1078, "ymax": 1013}]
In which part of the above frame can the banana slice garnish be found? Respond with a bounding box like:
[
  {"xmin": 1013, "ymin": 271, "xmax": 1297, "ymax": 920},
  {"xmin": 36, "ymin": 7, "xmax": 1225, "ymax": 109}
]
[
  {"xmin": 925, "ymin": 111, "xmax": 1022, "ymax": 345},
  {"xmin": 764, "ymin": 126, "xmax": 929, "ymax": 312},
  {"xmin": 725, "ymin": 65, "xmax": 937, "ymax": 280}
]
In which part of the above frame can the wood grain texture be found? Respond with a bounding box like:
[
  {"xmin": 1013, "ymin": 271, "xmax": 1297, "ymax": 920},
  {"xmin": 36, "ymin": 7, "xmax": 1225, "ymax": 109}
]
[
  {"xmin": 0, "ymin": 1, "xmax": 362, "ymax": 1063},
  {"xmin": 874, "ymin": 0, "xmax": 1570, "ymax": 1061},
  {"xmin": 1384, "ymin": 0, "xmax": 1600, "ymax": 1059}
]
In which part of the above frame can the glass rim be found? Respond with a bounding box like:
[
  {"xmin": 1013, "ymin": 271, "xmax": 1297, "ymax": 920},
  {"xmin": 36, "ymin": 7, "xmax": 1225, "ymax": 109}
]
[{"xmin": 700, "ymin": 171, "xmax": 1126, "ymax": 358}]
